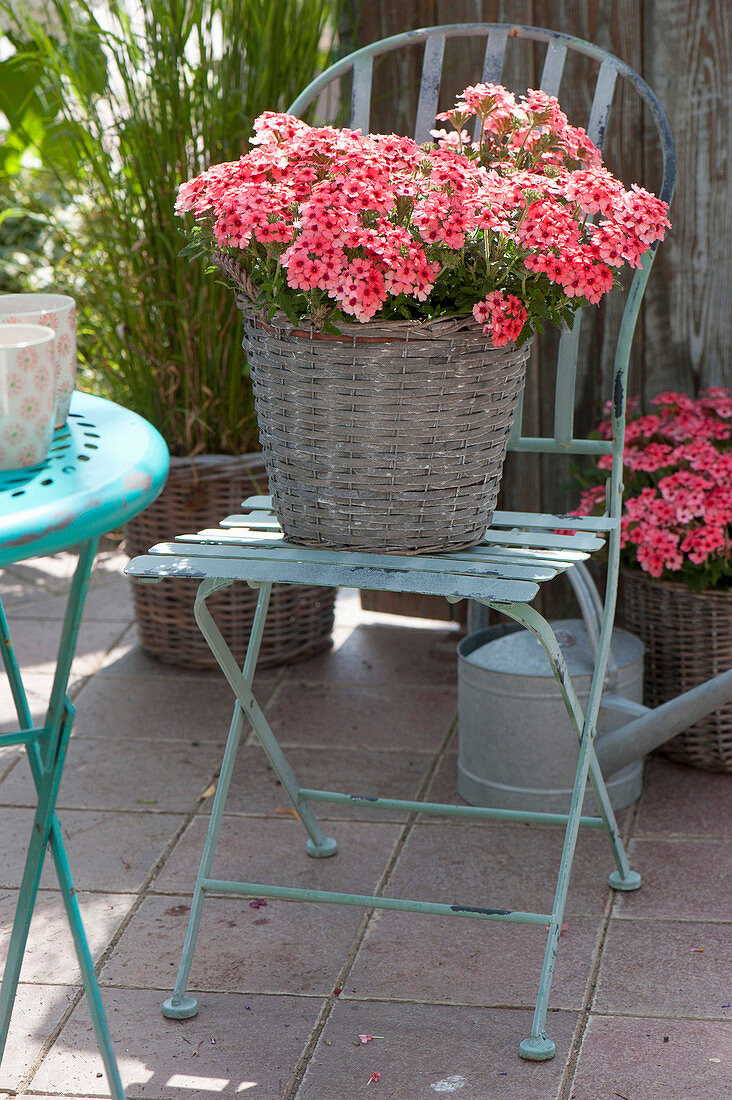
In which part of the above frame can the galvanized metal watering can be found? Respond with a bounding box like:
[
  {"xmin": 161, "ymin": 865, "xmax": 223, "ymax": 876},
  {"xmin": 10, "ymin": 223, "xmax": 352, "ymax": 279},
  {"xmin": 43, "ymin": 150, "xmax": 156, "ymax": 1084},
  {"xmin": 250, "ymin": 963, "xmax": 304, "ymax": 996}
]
[{"xmin": 459, "ymin": 564, "xmax": 732, "ymax": 811}]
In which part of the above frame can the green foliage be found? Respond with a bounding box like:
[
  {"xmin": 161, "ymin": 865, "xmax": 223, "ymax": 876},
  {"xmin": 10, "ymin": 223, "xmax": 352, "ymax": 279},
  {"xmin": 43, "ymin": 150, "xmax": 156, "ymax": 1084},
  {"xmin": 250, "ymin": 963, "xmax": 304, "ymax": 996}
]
[{"xmin": 0, "ymin": 0, "xmax": 339, "ymax": 455}]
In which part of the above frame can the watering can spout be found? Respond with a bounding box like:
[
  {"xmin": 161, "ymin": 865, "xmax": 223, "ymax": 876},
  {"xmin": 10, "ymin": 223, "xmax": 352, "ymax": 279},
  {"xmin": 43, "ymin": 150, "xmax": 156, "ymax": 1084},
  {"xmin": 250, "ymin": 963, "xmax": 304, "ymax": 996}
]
[{"xmin": 597, "ymin": 669, "xmax": 732, "ymax": 776}]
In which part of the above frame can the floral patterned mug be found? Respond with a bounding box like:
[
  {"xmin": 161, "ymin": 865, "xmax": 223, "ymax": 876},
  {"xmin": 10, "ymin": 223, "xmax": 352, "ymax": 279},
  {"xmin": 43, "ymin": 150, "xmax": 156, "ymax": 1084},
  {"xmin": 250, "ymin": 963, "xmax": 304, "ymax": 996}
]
[
  {"xmin": 0, "ymin": 293, "xmax": 76, "ymax": 427},
  {"xmin": 0, "ymin": 324, "xmax": 58, "ymax": 471}
]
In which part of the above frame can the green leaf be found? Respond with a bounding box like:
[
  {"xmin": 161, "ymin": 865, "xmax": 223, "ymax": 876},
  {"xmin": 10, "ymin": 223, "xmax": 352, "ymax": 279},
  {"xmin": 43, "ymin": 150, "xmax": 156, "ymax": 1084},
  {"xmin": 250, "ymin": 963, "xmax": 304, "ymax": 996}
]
[
  {"xmin": 0, "ymin": 205, "xmax": 49, "ymax": 226},
  {"xmin": 0, "ymin": 52, "xmax": 45, "ymax": 131},
  {"xmin": 57, "ymin": 20, "xmax": 110, "ymax": 100}
]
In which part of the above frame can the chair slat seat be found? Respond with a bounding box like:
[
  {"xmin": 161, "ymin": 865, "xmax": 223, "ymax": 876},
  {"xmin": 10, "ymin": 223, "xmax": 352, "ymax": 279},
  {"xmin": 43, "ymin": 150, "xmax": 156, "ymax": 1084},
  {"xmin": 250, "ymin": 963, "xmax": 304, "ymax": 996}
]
[
  {"xmin": 174, "ymin": 530, "xmax": 592, "ymax": 570},
  {"xmin": 127, "ymin": 548, "xmax": 540, "ymax": 603},
  {"xmin": 127, "ymin": 496, "xmax": 606, "ymax": 604},
  {"xmin": 235, "ymin": 496, "xmax": 614, "ymax": 537},
  {"xmin": 223, "ymin": 511, "xmax": 605, "ymax": 549},
  {"xmin": 194, "ymin": 526, "xmax": 594, "ymax": 565}
]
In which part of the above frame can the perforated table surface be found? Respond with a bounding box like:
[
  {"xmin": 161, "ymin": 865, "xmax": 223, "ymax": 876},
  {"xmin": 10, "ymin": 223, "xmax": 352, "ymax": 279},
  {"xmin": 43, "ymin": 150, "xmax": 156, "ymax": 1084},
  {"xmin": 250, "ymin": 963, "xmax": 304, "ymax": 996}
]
[{"xmin": 0, "ymin": 391, "xmax": 168, "ymax": 566}]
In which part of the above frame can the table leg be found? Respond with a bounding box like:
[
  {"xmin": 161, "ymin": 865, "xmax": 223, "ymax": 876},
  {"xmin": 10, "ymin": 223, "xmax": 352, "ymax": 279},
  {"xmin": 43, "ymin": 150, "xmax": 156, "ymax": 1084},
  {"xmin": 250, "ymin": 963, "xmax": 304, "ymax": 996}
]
[{"xmin": 0, "ymin": 542, "xmax": 126, "ymax": 1098}]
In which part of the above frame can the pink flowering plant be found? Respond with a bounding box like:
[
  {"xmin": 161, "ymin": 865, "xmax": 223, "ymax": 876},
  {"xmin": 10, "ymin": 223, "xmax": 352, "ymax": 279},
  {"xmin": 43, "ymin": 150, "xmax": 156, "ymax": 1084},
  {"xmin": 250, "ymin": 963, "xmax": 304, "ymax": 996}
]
[
  {"xmin": 572, "ymin": 390, "xmax": 732, "ymax": 592},
  {"xmin": 176, "ymin": 83, "xmax": 670, "ymax": 345}
]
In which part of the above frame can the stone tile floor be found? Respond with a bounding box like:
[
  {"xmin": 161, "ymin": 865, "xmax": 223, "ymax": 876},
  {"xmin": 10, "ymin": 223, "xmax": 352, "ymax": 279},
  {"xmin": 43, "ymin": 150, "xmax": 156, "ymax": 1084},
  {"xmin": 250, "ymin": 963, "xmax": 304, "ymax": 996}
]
[{"xmin": 0, "ymin": 546, "xmax": 730, "ymax": 1099}]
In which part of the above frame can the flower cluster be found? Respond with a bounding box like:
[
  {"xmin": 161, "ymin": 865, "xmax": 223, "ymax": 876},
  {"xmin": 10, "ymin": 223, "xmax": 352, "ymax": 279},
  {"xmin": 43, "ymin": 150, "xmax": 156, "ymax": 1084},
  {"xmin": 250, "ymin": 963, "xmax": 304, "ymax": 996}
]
[
  {"xmin": 572, "ymin": 390, "xmax": 732, "ymax": 591},
  {"xmin": 176, "ymin": 84, "xmax": 670, "ymax": 344}
]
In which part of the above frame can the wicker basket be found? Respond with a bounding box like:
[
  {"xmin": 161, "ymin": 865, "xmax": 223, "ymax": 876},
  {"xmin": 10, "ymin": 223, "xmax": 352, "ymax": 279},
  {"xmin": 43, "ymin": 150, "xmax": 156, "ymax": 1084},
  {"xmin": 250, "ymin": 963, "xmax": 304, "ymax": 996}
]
[
  {"xmin": 619, "ymin": 568, "xmax": 732, "ymax": 771},
  {"xmin": 124, "ymin": 454, "xmax": 335, "ymax": 669},
  {"xmin": 222, "ymin": 259, "xmax": 529, "ymax": 554}
]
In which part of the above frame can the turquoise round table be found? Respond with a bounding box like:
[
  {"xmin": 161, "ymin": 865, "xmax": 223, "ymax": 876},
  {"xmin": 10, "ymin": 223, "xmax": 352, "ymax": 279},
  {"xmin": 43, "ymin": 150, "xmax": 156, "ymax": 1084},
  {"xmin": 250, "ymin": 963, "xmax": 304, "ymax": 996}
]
[{"xmin": 0, "ymin": 393, "xmax": 168, "ymax": 1097}]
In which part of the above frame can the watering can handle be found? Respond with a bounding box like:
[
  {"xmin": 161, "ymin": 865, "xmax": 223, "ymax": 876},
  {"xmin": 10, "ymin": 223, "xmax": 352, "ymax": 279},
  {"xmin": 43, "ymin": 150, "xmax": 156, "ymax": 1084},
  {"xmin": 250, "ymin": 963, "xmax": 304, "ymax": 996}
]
[{"xmin": 566, "ymin": 562, "xmax": 620, "ymax": 689}]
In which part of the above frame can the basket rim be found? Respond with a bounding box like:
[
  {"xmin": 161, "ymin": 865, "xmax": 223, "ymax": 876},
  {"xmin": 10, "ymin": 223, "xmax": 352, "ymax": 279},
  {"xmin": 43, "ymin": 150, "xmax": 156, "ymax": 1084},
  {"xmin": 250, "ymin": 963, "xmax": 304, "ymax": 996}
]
[
  {"xmin": 620, "ymin": 566, "xmax": 732, "ymax": 604},
  {"xmin": 213, "ymin": 249, "xmax": 525, "ymax": 347}
]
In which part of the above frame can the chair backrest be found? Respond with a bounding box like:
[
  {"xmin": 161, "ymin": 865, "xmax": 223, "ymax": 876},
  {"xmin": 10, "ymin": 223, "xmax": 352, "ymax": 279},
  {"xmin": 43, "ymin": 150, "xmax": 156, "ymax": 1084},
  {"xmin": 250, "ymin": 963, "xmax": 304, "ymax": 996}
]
[{"xmin": 288, "ymin": 23, "xmax": 676, "ymax": 521}]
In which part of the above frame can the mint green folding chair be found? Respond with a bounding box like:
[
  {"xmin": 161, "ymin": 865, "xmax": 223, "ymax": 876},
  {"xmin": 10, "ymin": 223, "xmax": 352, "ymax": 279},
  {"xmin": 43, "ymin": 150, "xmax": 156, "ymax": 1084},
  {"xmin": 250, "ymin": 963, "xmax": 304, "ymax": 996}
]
[{"xmin": 127, "ymin": 23, "xmax": 675, "ymax": 1061}]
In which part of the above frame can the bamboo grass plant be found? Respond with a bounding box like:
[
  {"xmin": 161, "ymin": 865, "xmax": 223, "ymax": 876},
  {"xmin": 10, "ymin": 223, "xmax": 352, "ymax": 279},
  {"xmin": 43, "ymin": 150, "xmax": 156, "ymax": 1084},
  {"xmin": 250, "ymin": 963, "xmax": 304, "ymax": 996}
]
[{"xmin": 1, "ymin": 0, "xmax": 339, "ymax": 455}]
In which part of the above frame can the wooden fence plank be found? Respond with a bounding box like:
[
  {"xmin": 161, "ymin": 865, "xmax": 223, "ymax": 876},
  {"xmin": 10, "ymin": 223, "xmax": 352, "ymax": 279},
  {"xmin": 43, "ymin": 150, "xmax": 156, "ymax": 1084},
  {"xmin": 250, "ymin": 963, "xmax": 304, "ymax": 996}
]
[{"xmin": 642, "ymin": 0, "xmax": 731, "ymax": 393}]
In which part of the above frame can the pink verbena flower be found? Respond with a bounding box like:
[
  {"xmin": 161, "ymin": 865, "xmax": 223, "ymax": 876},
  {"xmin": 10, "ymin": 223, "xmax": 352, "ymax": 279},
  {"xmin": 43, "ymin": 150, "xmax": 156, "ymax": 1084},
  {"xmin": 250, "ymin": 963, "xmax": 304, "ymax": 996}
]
[
  {"xmin": 570, "ymin": 388, "xmax": 732, "ymax": 589},
  {"xmin": 680, "ymin": 524, "xmax": 730, "ymax": 565},
  {"xmin": 176, "ymin": 85, "xmax": 669, "ymax": 333},
  {"xmin": 564, "ymin": 166, "xmax": 625, "ymax": 215},
  {"xmin": 472, "ymin": 291, "xmax": 528, "ymax": 346},
  {"xmin": 429, "ymin": 127, "xmax": 471, "ymax": 152},
  {"xmin": 457, "ymin": 82, "xmax": 518, "ymax": 121}
]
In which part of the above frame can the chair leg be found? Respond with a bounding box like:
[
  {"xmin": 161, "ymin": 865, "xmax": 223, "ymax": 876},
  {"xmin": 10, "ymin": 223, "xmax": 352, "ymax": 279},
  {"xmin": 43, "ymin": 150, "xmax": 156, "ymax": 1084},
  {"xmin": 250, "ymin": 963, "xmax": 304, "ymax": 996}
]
[
  {"xmin": 491, "ymin": 600, "xmax": 638, "ymax": 876},
  {"xmin": 586, "ymin": 754, "xmax": 641, "ymax": 892},
  {"xmin": 163, "ymin": 580, "xmax": 337, "ymax": 1021},
  {"xmin": 491, "ymin": 601, "xmax": 639, "ymax": 1058},
  {"xmin": 193, "ymin": 579, "xmax": 337, "ymax": 858},
  {"xmin": 163, "ymin": 694, "xmax": 250, "ymax": 1019},
  {"xmin": 519, "ymin": 700, "xmax": 606, "ymax": 1061}
]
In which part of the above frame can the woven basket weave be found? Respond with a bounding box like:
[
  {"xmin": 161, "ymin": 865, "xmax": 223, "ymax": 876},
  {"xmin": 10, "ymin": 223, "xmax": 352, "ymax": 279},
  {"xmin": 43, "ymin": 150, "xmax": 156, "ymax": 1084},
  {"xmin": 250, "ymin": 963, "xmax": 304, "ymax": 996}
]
[
  {"xmin": 619, "ymin": 568, "xmax": 732, "ymax": 771},
  {"xmin": 221, "ymin": 258, "xmax": 529, "ymax": 554},
  {"xmin": 124, "ymin": 454, "xmax": 335, "ymax": 669}
]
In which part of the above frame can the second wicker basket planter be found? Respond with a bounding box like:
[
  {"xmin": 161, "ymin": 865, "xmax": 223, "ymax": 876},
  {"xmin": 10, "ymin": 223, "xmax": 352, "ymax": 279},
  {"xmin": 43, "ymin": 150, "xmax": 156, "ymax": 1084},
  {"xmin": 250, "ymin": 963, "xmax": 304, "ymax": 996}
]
[
  {"xmin": 124, "ymin": 454, "xmax": 336, "ymax": 669},
  {"xmin": 235, "ymin": 289, "xmax": 530, "ymax": 555},
  {"xmin": 619, "ymin": 568, "xmax": 732, "ymax": 772}
]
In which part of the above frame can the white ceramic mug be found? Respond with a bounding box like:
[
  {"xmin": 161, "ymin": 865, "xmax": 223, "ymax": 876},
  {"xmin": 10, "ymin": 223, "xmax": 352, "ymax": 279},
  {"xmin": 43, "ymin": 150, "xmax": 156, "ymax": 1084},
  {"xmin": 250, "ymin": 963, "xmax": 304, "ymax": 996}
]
[
  {"xmin": 0, "ymin": 293, "xmax": 77, "ymax": 427},
  {"xmin": 0, "ymin": 324, "xmax": 58, "ymax": 471}
]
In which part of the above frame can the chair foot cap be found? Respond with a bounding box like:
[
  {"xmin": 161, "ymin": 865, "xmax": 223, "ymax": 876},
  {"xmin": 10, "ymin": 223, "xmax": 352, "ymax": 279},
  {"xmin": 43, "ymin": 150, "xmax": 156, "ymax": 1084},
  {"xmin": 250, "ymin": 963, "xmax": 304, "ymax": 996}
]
[
  {"xmin": 608, "ymin": 869, "xmax": 642, "ymax": 891},
  {"xmin": 306, "ymin": 836, "xmax": 338, "ymax": 858},
  {"xmin": 519, "ymin": 1036, "xmax": 555, "ymax": 1061},
  {"xmin": 163, "ymin": 995, "xmax": 199, "ymax": 1019}
]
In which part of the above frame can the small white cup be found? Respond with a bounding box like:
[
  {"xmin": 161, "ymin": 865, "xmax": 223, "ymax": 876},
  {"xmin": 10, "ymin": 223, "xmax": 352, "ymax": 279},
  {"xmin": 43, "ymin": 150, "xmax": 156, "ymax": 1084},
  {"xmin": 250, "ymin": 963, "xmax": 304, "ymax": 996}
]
[
  {"xmin": 0, "ymin": 324, "xmax": 57, "ymax": 471},
  {"xmin": 0, "ymin": 293, "xmax": 77, "ymax": 428}
]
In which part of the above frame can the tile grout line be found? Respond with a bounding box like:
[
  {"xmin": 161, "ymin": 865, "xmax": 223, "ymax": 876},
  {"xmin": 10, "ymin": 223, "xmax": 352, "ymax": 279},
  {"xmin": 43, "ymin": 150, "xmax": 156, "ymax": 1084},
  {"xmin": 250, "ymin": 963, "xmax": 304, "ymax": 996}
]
[
  {"xmin": 74, "ymin": 674, "xmax": 457, "ymax": 689},
  {"xmin": 276, "ymin": 677, "xmax": 459, "ymax": 691},
  {"xmin": 283, "ymin": 714, "xmax": 458, "ymax": 1099},
  {"xmin": 9, "ymin": 977, "xmax": 731, "ymax": 1022}
]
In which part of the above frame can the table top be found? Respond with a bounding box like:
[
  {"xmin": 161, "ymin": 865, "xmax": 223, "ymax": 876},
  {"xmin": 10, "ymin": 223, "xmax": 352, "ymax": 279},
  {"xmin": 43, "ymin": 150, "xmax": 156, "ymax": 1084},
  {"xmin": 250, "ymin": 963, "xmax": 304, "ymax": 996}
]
[{"xmin": 0, "ymin": 392, "xmax": 169, "ymax": 567}]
